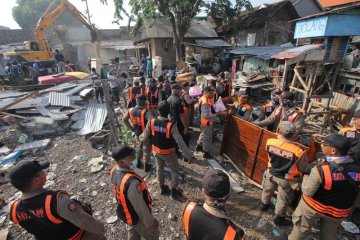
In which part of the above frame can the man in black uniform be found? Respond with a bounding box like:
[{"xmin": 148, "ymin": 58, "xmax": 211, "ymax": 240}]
[
  {"xmin": 122, "ymin": 94, "xmax": 152, "ymax": 172},
  {"xmin": 9, "ymin": 160, "xmax": 106, "ymax": 240},
  {"xmin": 183, "ymin": 169, "xmax": 245, "ymax": 240},
  {"xmin": 128, "ymin": 78, "xmax": 143, "ymax": 108},
  {"xmin": 167, "ymin": 84, "xmax": 186, "ymax": 155}
]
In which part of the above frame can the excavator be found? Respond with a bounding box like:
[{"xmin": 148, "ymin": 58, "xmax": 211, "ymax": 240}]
[{"xmin": 3, "ymin": 0, "xmax": 98, "ymax": 78}]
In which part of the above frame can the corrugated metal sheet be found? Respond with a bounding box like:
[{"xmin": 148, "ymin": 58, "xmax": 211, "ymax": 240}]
[
  {"xmin": 77, "ymin": 101, "xmax": 107, "ymax": 135},
  {"xmin": 230, "ymin": 46, "xmax": 291, "ymax": 59},
  {"xmin": 272, "ymin": 44, "xmax": 323, "ymax": 59},
  {"xmin": 65, "ymin": 82, "xmax": 93, "ymax": 96},
  {"xmin": 194, "ymin": 39, "xmax": 233, "ymax": 49},
  {"xmin": 48, "ymin": 92, "xmax": 70, "ymax": 107},
  {"xmin": 45, "ymin": 83, "xmax": 78, "ymax": 92},
  {"xmin": 0, "ymin": 97, "xmax": 48, "ymax": 110},
  {"xmin": 0, "ymin": 91, "xmax": 28, "ymax": 100},
  {"xmin": 330, "ymin": 92, "xmax": 357, "ymax": 110},
  {"xmin": 37, "ymin": 106, "xmax": 69, "ymax": 121}
]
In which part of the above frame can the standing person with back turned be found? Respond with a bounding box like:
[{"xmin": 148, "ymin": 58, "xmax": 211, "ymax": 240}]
[
  {"xmin": 122, "ymin": 94, "xmax": 153, "ymax": 172},
  {"xmin": 260, "ymin": 121, "xmax": 309, "ymax": 226},
  {"xmin": 140, "ymin": 101, "xmax": 194, "ymax": 202},
  {"xmin": 110, "ymin": 145, "xmax": 159, "ymax": 240},
  {"xmin": 183, "ymin": 169, "xmax": 245, "ymax": 240},
  {"xmin": 167, "ymin": 84, "xmax": 187, "ymax": 156},
  {"xmin": 9, "ymin": 160, "xmax": 106, "ymax": 240},
  {"xmin": 196, "ymin": 87, "xmax": 224, "ymax": 159},
  {"xmin": 339, "ymin": 109, "xmax": 360, "ymax": 162},
  {"xmin": 288, "ymin": 134, "xmax": 360, "ymax": 240}
]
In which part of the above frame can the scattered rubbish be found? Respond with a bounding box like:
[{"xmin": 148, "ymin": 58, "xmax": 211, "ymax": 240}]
[
  {"xmin": 88, "ymin": 156, "xmax": 104, "ymax": 173},
  {"xmin": 35, "ymin": 117, "xmax": 55, "ymax": 125},
  {"xmin": 91, "ymin": 191, "xmax": 98, "ymax": 197},
  {"xmin": 0, "ymin": 146, "xmax": 11, "ymax": 155},
  {"xmin": 77, "ymin": 101, "xmax": 107, "ymax": 135},
  {"xmin": 341, "ymin": 220, "xmax": 360, "ymax": 234},
  {"xmin": 99, "ymin": 181, "xmax": 107, "ymax": 187},
  {"xmin": 256, "ymin": 218, "xmax": 268, "ymax": 228},
  {"xmin": 18, "ymin": 133, "xmax": 30, "ymax": 144},
  {"xmin": 168, "ymin": 213, "xmax": 177, "ymax": 221},
  {"xmin": 272, "ymin": 229, "xmax": 281, "ymax": 237},
  {"xmin": 79, "ymin": 178, "xmax": 87, "ymax": 183},
  {"xmin": 73, "ymin": 155, "xmax": 89, "ymax": 161},
  {"xmin": 0, "ymin": 150, "xmax": 21, "ymax": 167},
  {"xmin": 106, "ymin": 216, "xmax": 118, "ymax": 224},
  {"xmin": 15, "ymin": 139, "xmax": 51, "ymax": 151}
]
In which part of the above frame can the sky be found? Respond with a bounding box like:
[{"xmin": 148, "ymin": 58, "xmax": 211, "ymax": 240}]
[{"xmin": 0, "ymin": 0, "xmax": 273, "ymax": 30}]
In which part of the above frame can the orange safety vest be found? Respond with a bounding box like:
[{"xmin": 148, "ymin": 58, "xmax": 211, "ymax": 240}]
[
  {"xmin": 128, "ymin": 108, "xmax": 147, "ymax": 136},
  {"xmin": 302, "ymin": 163, "xmax": 360, "ymax": 219},
  {"xmin": 219, "ymin": 81, "xmax": 231, "ymax": 102},
  {"xmin": 129, "ymin": 87, "xmax": 143, "ymax": 101},
  {"xmin": 262, "ymin": 103, "xmax": 274, "ymax": 117},
  {"xmin": 10, "ymin": 191, "xmax": 85, "ymax": 240},
  {"xmin": 146, "ymin": 87, "xmax": 159, "ymax": 109},
  {"xmin": 266, "ymin": 138, "xmax": 306, "ymax": 180},
  {"xmin": 183, "ymin": 202, "xmax": 242, "ymax": 240},
  {"xmin": 110, "ymin": 167, "xmax": 152, "ymax": 225},
  {"xmin": 200, "ymin": 95, "xmax": 214, "ymax": 127},
  {"xmin": 150, "ymin": 119, "xmax": 176, "ymax": 155}
]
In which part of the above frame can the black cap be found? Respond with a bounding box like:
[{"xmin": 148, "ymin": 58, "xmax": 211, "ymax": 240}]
[
  {"xmin": 281, "ymin": 91, "xmax": 295, "ymax": 100},
  {"xmin": 204, "ymin": 86, "xmax": 215, "ymax": 93},
  {"xmin": 136, "ymin": 94, "xmax": 147, "ymax": 101},
  {"xmin": 202, "ymin": 169, "xmax": 230, "ymax": 198},
  {"xmin": 158, "ymin": 75, "xmax": 164, "ymax": 82},
  {"xmin": 171, "ymin": 84, "xmax": 181, "ymax": 90},
  {"xmin": 354, "ymin": 110, "xmax": 360, "ymax": 118},
  {"xmin": 10, "ymin": 160, "xmax": 50, "ymax": 190},
  {"xmin": 111, "ymin": 144, "xmax": 135, "ymax": 161},
  {"xmin": 323, "ymin": 133, "xmax": 351, "ymax": 153},
  {"xmin": 158, "ymin": 101, "xmax": 170, "ymax": 117}
]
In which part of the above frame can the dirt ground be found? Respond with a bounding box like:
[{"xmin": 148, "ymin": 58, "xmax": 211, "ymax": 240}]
[{"xmin": 0, "ymin": 123, "xmax": 358, "ymax": 240}]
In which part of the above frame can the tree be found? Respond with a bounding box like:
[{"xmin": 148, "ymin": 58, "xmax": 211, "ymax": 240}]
[
  {"xmin": 12, "ymin": 0, "xmax": 82, "ymax": 31},
  {"xmin": 103, "ymin": 0, "xmax": 203, "ymax": 60},
  {"xmin": 207, "ymin": 0, "xmax": 253, "ymax": 29}
]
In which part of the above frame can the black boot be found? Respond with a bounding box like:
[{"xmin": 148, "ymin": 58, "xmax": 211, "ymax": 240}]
[
  {"xmin": 171, "ymin": 188, "xmax": 185, "ymax": 202},
  {"xmin": 144, "ymin": 163, "xmax": 152, "ymax": 173},
  {"xmin": 259, "ymin": 202, "xmax": 270, "ymax": 212},
  {"xmin": 273, "ymin": 216, "xmax": 293, "ymax": 226},
  {"xmin": 160, "ymin": 185, "xmax": 171, "ymax": 195},
  {"xmin": 195, "ymin": 144, "xmax": 203, "ymax": 152},
  {"xmin": 203, "ymin": 152, "xmax": 214, "ymax": 159}
]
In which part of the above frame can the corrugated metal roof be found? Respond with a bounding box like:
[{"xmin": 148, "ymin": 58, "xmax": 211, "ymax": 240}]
[
  {"xmin": 77, "ymin": 101, "xmax": 107, "ymax": 135},
  {"xmin": 229, "ymin": 46, "xmax": 291, "ymax": 59},
  {"xmin": 45, "ymin": 83, "xmax": 78, "ymax": 92},
  {"xmin": 0, "ymin": 97, "xmax": 48, "ymax": 110},
  {"xmin": 330, "ymin": 92, "xmax": 357, "ymax": 110},
  {"xmin": 194, "ymin": 39, "xmax": 233, "ymax": 49},
  {"xmin": 0, "ymin": 91, "xmax": 28, "ymax": 100},
  {"xmin": 272, "ymin": 44, "xmax": 323, "ymax": 59},
  {"xmin": 65, "ymin": 82, "xmax": 93, "ymax": 96},
  {"xmin": 141, "ymin": 18, "xmax": 218, "ymax": 39},
  {"xmin": 48, "ymin": 92, "xmax": 70, "ymax": 107}
]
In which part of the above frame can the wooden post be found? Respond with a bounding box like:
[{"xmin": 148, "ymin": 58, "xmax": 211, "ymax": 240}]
[
  {"xmin": 102, "ymin": 80, "xmax": 119, "ymax": 150},
  {"xmin": 281, "ymin": 60, "xmax": 289, "ymax": 91}
]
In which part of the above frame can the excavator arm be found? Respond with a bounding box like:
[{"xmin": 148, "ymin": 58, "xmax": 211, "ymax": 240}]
[{"xmin": 34, "ymin": 0, "xmax": 98, "ymax": 56}]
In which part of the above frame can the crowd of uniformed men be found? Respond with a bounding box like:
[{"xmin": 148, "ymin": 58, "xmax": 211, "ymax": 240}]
[{"xmin": 7, "ymin": 69, "xmax": 360, "ymax": 240}]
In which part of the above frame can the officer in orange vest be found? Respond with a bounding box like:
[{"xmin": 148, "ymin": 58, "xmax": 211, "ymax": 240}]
[
  {"xmin": 9, "ymin": 160, "xmax": 106, "ymax": 240},
  {"xmin": 140, "ymin": 101, "xmax": 194, "ymax": 202},
  {"xmin": 122, "ymin": 94, "xmax": 153, "ymax": 172},
  {"xmin": 183, "ymin": 169, "xmax": 245, "ymax": 240},
  {"xmin": 234, "ymin": 89, "xmax": 253, "ymax": 122},
  {"xmin": 260, "ymin": 121, "xmax": 309, "ymax": 226},
  {"xmin": 196, "ymin": 87, "xmax": 224, "ymax": 159},
  {"xmin": 254, "ymin": 88, "xmax": 282, "ymax": 125},
  {"xmin": 339, "ymin": 110, "xmax": 360, "ymax": 162},
  {"xmin": 128, "ymin": 78, "xmax": 144, "ymax": 108},
  {"xmin": 216, "ymin": 72, "xmax": 232, "ymax": 106},
  {"xmin": 288, "ymin": 134, "xmax": 360, "ymax": 240},
  {"xmin": 146, "ymin": 78, "xmax": 160, "ymax": 118},
  {"xmin": 110, "ymin": 145, "xmax": 159, "ymax": 240},
  {"xmin": 254, "ymin": 91, "xmax": 305, "ymax": 137}
]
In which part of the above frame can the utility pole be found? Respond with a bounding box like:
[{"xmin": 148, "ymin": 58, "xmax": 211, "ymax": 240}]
[{"xmin": 82, "ymin": 0, "xmax": 92, "ymax": 25}]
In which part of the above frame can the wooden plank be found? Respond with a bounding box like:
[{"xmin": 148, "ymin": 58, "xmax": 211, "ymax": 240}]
[
  {"xmin": 0, "ymin": 111, "xmax": 34, "ymax": 120},
  {"xmin": 289, "ymin": 86, "xmax": 307, "ymax": 94},
  {"xmin": 0, "ymin": 91, "xmax": 39, "ymax": 111},
  {"xmin": 294, "ymin": 68, "xmax": 309, "ymax": 91},
  {"xmin": 208, "ymin": 159, "xmax": 244, "ymax": 193}
]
